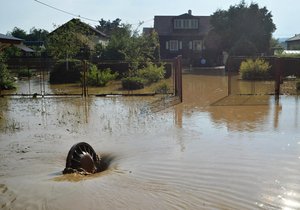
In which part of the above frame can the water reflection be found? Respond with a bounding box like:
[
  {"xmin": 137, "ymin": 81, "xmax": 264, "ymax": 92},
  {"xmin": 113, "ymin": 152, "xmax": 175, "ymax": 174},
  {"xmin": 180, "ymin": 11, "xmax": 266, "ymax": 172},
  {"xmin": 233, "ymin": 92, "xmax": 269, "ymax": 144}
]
[{"xmin": 0, "ymin": 70, "xmax": 300, "ymax": 210}]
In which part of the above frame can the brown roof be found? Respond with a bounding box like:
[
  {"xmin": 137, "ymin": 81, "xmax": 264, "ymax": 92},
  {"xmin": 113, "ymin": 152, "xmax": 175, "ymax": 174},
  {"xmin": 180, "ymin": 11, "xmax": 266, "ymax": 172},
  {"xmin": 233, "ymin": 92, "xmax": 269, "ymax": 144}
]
[
  {"xmin": 16, "ymin": 44, "xmax": 35, "ymax": 53},
  {"xmin": 49, "ymin": 18, "xmax": 108, "ymax": 38},
  {"xmin": 154, "ymin": 14, "xmax": 211, "ymax": 36},
  {"xmin": 0, "ymin": 33, "xmax": 23, "ymax": 44}
]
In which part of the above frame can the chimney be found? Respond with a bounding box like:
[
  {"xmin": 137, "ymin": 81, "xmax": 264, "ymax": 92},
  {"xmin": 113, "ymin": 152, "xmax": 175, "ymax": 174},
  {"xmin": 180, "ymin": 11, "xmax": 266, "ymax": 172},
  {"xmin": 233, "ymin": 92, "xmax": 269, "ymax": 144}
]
[{"xmin": 188, "ymin": 10, "xmax": 192, "ymax": 15}]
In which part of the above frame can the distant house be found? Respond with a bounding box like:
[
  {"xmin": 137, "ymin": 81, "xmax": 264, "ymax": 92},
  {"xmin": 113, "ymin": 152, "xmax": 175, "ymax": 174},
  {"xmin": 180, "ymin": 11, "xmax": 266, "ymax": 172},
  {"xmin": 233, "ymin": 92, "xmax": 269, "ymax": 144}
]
[
  {"xmin": 0, "ymin": 33, "xmax": 35, "ymax": 55},
  {"xmin": 48, "ymin": 18, "xmax": 109, "ymax": 52},
  {"xmin": 286, "ymin": 34, "xmax": 300, "ymax": 50},
  {"xmin": 144, "ymin": 10, "xmax": 212, "ymax": 66},
  {"xmin": 0, "ymin": 33, "xmax": 22, "ymax": 51}
]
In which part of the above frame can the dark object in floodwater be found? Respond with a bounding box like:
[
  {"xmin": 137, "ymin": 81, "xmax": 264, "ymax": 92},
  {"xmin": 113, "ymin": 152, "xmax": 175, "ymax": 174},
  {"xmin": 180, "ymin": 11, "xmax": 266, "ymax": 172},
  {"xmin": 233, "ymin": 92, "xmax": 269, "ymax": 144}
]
[{"xmin": 63, "ymin": 142, "xmax": 107, "ymax": 175}]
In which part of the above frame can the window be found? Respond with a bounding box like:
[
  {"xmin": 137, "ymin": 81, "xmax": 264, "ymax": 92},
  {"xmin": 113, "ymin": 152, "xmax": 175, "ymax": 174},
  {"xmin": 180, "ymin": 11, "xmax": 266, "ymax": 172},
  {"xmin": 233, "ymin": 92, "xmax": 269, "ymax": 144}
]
[
  {"xmin": 191, "ymin": 19, "xmax": 198, "ymax": 29},
  {"xmin": 193, "ymin": 40, "xmax": 202, "ymax": 51},
  {"xmin": 174, "ymin": 19, "xmax": 182, "ymax": 29},
  {"xmin": 174, "ymin": 19, "xmax": 199, "ymax": 29},
  {"xmin": 169, "ymin": 40, "xmax": 178, "ymax": 51},
  {"xmin": 183, "ymin": 19, "xmax": 189, "ymax": 28}
]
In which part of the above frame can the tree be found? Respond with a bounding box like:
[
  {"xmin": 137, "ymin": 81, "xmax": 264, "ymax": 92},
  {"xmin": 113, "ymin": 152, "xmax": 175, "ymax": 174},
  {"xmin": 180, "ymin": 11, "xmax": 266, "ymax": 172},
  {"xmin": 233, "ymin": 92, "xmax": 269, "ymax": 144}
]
[
  {"xmin": 210, "ymin": 1, "xmax": 276, "ymax": 55},
  {"xmin": 46, "ymin": 19, "xmax": 90, "ymax": 60},
  {"xmin": 95, "ymin": 24, "xmax": 160, "ymax": 72},
  {"xmin": 96, "ymin": 18, "xmax": 122, "ymax": 35},
  {"xmin": 96, "ymin": 24, "xmax": 132, "ymax": 60},
  {"xmin": 229, "ymin": 36, "xmax": 258, "ymax": 56},
  {"xmin": 27, "ymin": 27, "xmax": 49, "ymax": 42},
  {"xmin": 8, "ymin": 27, "xmax": 27, "ymax": 39},
  {"xmin": 121, "ymin": 30, "xmax": 160, "ymax": 72},
  {"xmin": 0, "ymin": 52, "xmax": 15, "ymax": 90}
]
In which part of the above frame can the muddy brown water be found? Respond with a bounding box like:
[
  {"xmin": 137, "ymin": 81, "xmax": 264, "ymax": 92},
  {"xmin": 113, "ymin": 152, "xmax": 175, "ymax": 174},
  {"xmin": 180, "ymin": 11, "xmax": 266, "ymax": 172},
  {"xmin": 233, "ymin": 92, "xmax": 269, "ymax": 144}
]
[{"xmin": 0, "ymin": 70, "xmax": 300, "ymax": 209}]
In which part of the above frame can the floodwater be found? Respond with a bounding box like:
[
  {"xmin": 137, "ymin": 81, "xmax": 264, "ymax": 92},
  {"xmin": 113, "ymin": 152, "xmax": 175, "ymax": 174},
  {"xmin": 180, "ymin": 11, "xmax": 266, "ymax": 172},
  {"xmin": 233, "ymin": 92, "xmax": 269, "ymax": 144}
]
[{"xmin": 0, "ymin": 70, "xmax": 300, "ymax": 210}]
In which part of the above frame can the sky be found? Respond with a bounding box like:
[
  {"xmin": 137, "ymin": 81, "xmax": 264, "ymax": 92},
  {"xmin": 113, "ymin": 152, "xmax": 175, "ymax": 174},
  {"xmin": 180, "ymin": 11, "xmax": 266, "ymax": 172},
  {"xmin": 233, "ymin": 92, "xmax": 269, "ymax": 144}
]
[{"xmin": 0, "ymin": 0, "xmax": 299, "ymax": 38}]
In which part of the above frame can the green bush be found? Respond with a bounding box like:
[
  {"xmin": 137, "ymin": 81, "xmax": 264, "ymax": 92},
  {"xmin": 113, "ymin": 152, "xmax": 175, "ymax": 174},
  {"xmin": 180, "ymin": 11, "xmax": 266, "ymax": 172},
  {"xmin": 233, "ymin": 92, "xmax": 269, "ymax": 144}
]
[
  {"xmin": 50, "ymin": 59, "xmax": 83, "ymax": 84},
  {"xmin": 137, "ymin": 63, "xmax": 165, "ymax": 84},
  {"xmin": 240, "ymin": 58, "xmax": 271, "ymax": 80},
  {"xmin": 0, "ymin": 53, "xmax": 15, "ymax": 90},
  {"xmin": 18, "ymin": 68, "xmax": 33, "ymax": 77},
  {"xmin": 154, "ymin": 82, "xmax": 170, "ymax": 94},
  {"xmin": 121, "ymin": 77, "xmax": 145, "ymax": 90},
  {"xmin": 84, "ymin": 65, "xmax": 118, "ymax": 87}
]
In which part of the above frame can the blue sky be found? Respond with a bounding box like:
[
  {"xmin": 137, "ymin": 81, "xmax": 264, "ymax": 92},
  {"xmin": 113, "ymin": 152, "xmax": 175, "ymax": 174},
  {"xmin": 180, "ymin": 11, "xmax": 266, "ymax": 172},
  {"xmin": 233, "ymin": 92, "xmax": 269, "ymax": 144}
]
[{"xmin": 0, "ymin": 0, "xmax": 299, "ymax": 38}]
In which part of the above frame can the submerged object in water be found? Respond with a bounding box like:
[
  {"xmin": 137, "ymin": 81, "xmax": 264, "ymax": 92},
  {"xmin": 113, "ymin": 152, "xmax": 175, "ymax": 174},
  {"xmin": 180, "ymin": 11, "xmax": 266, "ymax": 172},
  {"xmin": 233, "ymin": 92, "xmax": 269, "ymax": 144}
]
[{"xmin": 63, "ymin": 142, "xmax": 102, "ymax": 175}]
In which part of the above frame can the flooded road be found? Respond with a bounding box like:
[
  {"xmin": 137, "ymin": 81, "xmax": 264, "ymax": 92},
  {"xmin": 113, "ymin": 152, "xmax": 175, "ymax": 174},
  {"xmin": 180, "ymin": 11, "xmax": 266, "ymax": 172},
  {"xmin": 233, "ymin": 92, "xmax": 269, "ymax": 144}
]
[{"xmin": 0, "ymin": 70, "xmax": 300, "ymax": 209}]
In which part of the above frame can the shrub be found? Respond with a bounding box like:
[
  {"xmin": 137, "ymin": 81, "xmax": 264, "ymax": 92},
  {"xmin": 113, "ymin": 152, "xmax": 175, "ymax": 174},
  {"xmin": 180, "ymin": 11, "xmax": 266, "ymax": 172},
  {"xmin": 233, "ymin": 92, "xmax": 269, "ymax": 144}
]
[
  {"xmin": 240, "ymin": 58, "xmax": 271, "ymax": 80},
  {"xmin": 121, "ymin": 77, "xmax": 145, "ymax": 90},
  {"xmin": 18, "ymin": 68, "xmax": 33, "ymax": 77},
  {"xmin": 0, "ymin": 53, "xmax": 15, "ymax": 90},
  {"xmin": 154, "ymin": 82, "xmax": 170, "ymax": 94},
  {"xmin": 137, "ymin": 63, "xmax": 165, "ymax": 84},
  {"xmin": 50, "ymin": 59, "xmax": 83, "ymax": 84},
  {"xmin": 84, "ymin": 65, "xmax": 118, "ymax": 87}
]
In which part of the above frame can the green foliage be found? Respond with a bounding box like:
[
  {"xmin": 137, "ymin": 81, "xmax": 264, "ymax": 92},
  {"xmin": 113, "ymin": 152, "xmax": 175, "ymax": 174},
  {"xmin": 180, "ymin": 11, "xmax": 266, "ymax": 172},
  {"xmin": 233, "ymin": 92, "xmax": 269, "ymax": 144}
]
[
  {"xmin": 137, "ymin": 63, "xmax": 165, "ymax": 84},
  {"xmin": 6, "ymin": 27, "xmax": 49, "ymax": 55},
  {"xmin": 96, "ymin": 25, "xmax": 131, "ymax": 60},
  {"xmin": 0, "ymin": 53, "xmax": 15, "ymax": 90},
  {"xmin": 8, "ymin": 27, "xmax": 49, "ymax": 42},
  {"xmin": 121, "ymin": 77, "xmax": 145, "ymax": 90},
  {"xmin": 210, "ymin": 1, "xmax": 276, "ymax": 55},
  {"xmin": 96, "ymin": 18, "xmax": 122, "ymax": 36},
  {"xmin": 9, "ymin": 27, "xmax": 27, "ymax": 39},
  {"xmin": 3, "ymin": 45, "xmax": 22, "ymax": 58},
  {"xmin": 50, "ymin": 59, "xmax": 83, "ymax": 84},
  {"xmin": 240, "ymin": 58, "xmax": 271, "ymax": 80},
  {"xmin": 85, "ymin": 65, "xmax": 118, "ymax": 87},
  {"xmin": 122, "ymin": 30, "xmax": 160, "ymax": 72},
  {"xmin": 46, "ymin": 19, "xmax": 90, "ymax": 60},
  {"xmin": 18, "ymin": 68, "xmax": 33, "ymax": 77},
  {"xmin": 96, "ymin": 24, "xmax": 160, "ymax": 74},
  {"xmin": 154, "ymin": 82, "xmax": 170, "ymax": 94},
  {"xmin": 229, "ymin": 36, "xmax": 258, "ymax": 56},
  {"xmin": 26, "ymin": 27, "xmax": 49, "ymax": 42}
]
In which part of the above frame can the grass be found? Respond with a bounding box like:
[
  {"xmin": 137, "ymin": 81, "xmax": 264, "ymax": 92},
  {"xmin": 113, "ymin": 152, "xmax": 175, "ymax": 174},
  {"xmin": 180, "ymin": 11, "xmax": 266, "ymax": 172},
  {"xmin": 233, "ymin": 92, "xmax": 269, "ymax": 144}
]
[{"xmin": 49, "ymin": 78, "xmax": 173, "ymax": 95}]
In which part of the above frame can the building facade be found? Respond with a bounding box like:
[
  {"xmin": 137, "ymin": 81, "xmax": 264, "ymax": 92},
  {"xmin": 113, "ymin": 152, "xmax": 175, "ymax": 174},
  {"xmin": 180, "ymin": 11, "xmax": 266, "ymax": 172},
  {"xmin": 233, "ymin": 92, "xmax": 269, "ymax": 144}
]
[
  {"xmin": 144, "ymin": 10, "xmax": 212, "ymax": 66},
  {"xmin": 286, "ymin": 34, "xmax": 300, "ymax": 50}
]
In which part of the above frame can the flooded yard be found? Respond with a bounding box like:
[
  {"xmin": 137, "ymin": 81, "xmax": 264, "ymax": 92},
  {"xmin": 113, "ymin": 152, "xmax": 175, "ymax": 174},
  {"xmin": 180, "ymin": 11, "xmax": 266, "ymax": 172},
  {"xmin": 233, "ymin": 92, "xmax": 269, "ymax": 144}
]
[{"xmin": 0, "ymin": 70, "xmax": 300, "ymax": 209}]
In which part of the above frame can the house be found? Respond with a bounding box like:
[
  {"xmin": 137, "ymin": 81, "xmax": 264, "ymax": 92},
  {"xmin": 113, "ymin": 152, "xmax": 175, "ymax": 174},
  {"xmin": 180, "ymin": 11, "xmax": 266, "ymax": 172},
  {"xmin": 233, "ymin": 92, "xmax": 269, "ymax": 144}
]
[
  {"xmin": 48, "ymin": 18, "xmax": 109, "ymax": 53},
  {"xmin": 0, "ymin": 33, "xmax": 35, "ymax": 55},
  {"xmin": 0, "ymin": 33, "xmax": 23, "ymax": 51},
  {"xmin": 286, "ymin": 34, "xmax": 300, "ymax": 50},
  {"xmin": 144, "ymin": 10, "xmax": 212, "ymax": 66}
]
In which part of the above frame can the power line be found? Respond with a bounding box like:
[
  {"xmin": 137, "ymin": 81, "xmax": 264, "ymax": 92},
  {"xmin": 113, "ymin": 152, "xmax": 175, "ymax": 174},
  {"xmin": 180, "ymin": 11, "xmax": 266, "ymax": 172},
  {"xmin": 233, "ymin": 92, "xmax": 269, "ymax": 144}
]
[
  {"xmin": 33, "ymin": 0, "xmax": 154, "ymax": 27},
  {"xmin": 33, "ymin": 0, "xmax": 99, "ymax": 22}
]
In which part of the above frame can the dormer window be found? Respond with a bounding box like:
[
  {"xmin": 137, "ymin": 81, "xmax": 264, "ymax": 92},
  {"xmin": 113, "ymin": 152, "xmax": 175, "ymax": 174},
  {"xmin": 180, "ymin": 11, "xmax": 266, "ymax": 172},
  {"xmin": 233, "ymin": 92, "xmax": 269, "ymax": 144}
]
[{"xmin": 174, "ymin": 19, "xmax": 199, "ymax": 29}]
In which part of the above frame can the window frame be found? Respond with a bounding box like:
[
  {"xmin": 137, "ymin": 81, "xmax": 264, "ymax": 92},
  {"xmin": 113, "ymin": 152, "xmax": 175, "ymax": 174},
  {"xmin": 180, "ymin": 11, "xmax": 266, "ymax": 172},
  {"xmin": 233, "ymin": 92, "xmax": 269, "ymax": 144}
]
[{"xmin": 169, "ymin": 40, "xmax": 179, "ymax": 51}]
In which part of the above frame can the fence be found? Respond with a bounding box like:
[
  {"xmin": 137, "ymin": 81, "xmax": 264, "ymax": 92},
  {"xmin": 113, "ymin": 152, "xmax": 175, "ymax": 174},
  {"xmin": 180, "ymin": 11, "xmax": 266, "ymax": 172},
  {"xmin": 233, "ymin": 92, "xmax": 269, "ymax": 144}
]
[
  {"xmin": 213, "ymin": 56, "xmax": 298, "ymax": 106},
  {"xmin": 1, "ymin": 57, "xmax": 183, "ymax": 101},
  {"xmin": 173, "ymin": 55, "xmax": 183, "ymax": 102}
]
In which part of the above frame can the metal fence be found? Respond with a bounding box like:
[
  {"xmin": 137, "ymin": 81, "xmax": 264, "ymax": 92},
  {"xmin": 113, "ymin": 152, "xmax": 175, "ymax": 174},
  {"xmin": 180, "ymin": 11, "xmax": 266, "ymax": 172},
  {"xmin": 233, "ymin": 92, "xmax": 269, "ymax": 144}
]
[
  {"xmin": 1, "ymin": 57, "xmax": 183, "ymax": 101},
  {"xmin": 213, "ymin": 57, "xmax": 298, "ymax": 106}
]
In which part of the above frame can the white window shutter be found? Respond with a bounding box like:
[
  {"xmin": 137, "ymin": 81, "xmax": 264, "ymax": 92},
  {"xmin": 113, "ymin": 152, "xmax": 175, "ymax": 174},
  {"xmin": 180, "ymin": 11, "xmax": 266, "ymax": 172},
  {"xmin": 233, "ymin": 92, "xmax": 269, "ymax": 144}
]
[
  {"xmin": 166, "ymin": 41, "xmax": 169, "ymax": 50},
  {"xmin": 179, "ymin": 41, "xmax": 182, "ymax": 50},
  {"xmin": 189, "ymin": 41, "xmax": 193, "ymax": 50}
]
